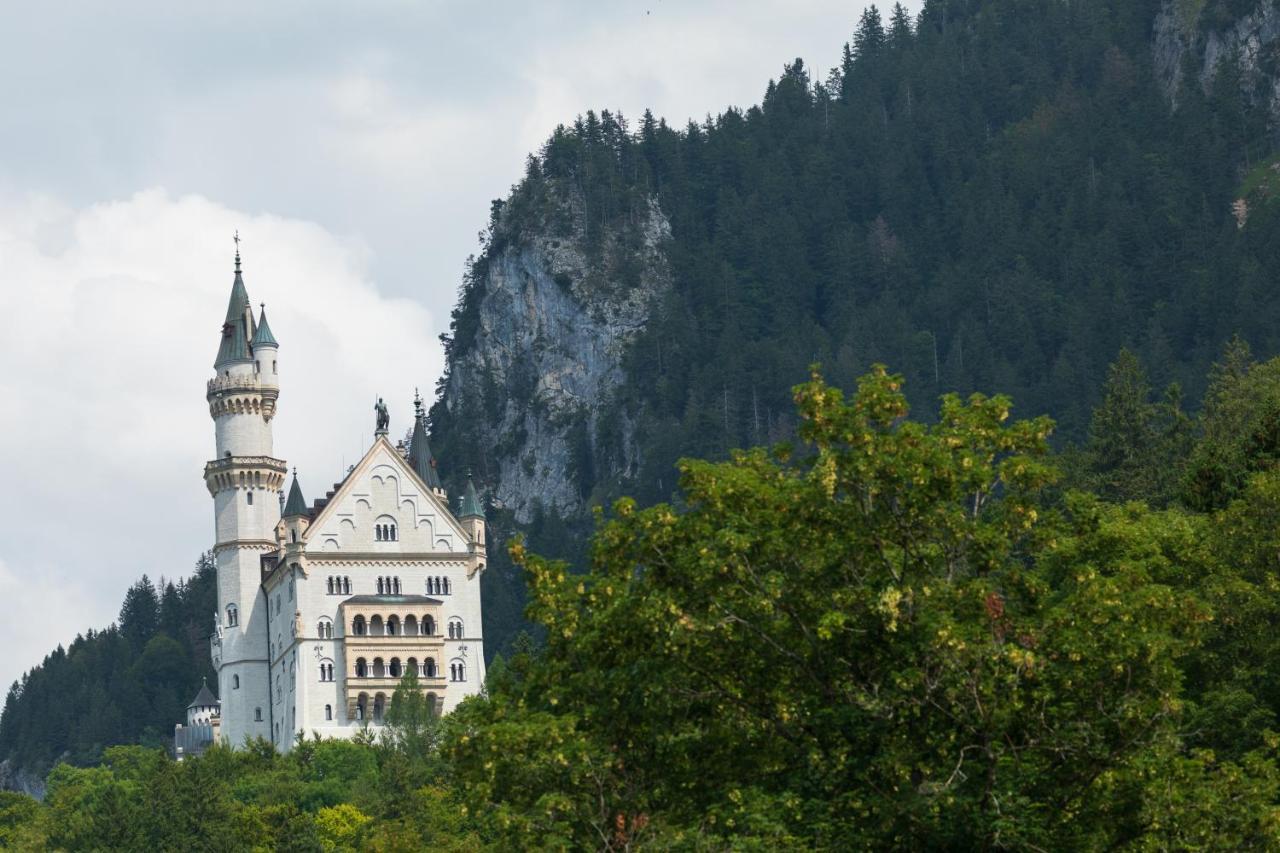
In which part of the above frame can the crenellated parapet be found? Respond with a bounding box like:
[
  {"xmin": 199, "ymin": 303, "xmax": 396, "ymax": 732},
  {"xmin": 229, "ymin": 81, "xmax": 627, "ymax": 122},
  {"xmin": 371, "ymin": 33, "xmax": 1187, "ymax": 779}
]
[{"xmin": 204, "ymin": 455, "xmax": 288, "ymax": 496}]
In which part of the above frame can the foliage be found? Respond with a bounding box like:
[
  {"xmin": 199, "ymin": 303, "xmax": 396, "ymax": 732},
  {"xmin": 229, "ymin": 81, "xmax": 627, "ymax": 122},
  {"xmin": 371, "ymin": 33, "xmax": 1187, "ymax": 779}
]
[{"xmin": 0, "ymin": 553, "xmax": 218, "ymax": 777}]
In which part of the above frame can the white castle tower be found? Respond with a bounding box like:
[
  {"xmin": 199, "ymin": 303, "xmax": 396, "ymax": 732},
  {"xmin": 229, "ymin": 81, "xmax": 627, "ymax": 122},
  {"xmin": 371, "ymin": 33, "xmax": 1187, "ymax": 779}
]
[{"xmin": 205, "ymin": 240, "xmax": 286, "ymax": 746}]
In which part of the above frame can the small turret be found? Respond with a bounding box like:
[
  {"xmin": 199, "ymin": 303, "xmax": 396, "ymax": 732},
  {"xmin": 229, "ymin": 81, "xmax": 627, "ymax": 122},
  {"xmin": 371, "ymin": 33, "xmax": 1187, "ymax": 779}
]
[
  {"xmin": 408, "ymin": 390, "xmax": 445, "ymax": 498},
  {"xmin": 252, "ymin": 304, "xmax": 280, "ymax": 389},
  {"xmin": 280, "ymin": 469, "xmax": 310, "ymax": 546},
  {"xmin": 459, "ymin": 474, "xmax": 486, "ymax": 550},
  {"xmin": 214, "ymin": 246, "xmax": 255, "ymax": 370}
]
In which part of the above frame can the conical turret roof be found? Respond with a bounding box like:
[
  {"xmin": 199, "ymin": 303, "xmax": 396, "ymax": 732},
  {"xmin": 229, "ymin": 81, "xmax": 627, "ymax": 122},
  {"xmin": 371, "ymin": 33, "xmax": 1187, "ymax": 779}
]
[
  {"xmin": 408, "ymin": 393, "xmax": 442, "ymax": 490},
  {"xmin": 188, "ymin": 679, "xmax": 218, "ymax": 709},
  {"xmin": 251, "ymin": 304, "xmax": 278, "ymax": 348},
  {"xmin": 283, "ymin": 471, "xmax": 308, "ymax": 517},
  {"xmin": 214, "ymin": 250, "xmax": 254, "ymax": 367},
  {"xmin": 459, "ymin": 475, "xmax": 484, "ymax": 519}
]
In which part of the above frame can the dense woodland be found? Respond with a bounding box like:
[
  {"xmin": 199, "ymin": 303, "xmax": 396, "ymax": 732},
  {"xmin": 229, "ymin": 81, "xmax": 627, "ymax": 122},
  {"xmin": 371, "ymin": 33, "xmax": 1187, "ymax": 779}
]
[
  {"xmin": 6, "ymin": 0, "xmax": 1280, "ymax": 846},
  {"xmin": 427, "ymin": 0, "xmax": 1280, "ymax": 662}
]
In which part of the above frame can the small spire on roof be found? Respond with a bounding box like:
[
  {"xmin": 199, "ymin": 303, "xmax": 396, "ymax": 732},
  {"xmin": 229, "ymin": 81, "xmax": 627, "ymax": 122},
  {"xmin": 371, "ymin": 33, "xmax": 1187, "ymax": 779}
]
[
  {"xmin": 251, "ymin": 302, "xmax": 278, "ymax": 348},
  {"xmin": 233, "ymin": 230, "xmax": 242, "ymax": 273},
  {"xmin": 283, "ymin": 470, "xmax": 309, "ymax": 518},
  {"xmin": 460, "ymin": 471, "xmax": 485, "ymax": 519}
]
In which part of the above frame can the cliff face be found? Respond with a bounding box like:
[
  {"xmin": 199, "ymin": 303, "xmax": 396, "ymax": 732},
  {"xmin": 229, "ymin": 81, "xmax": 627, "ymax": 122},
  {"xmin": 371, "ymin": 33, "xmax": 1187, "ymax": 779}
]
[
  {"xmin": 438, "ymin": 188, "xmax": 671, "ymax": 525},
  {"xmin": 1154, "ymin": 0, "xmax": 1280, "ymax": 115}
]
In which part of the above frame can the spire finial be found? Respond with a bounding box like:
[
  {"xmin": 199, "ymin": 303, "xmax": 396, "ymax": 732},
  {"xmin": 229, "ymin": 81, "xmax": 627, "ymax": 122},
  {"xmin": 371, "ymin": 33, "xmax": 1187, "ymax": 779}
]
[
  {"xmin": 233, "ymin": 230, "xmax": 242, "ymax": 273},
  {"xmin": 414, "ymin": 387, "xmax": 423, "ymax": 418}
]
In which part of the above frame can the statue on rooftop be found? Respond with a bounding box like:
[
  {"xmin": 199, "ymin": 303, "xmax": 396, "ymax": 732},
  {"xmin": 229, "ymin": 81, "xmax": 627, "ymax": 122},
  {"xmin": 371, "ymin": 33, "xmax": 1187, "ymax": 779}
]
[{"xmin": 374, "ymin": 397, "xmax": 389, "ymax": 434}]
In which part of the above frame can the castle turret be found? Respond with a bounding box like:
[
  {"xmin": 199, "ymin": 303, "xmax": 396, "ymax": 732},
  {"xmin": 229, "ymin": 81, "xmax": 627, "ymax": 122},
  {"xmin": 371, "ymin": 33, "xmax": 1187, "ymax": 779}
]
[
  {"xmin": 459, "ymin": 475, "xmax": 485, "ymax": 555},
  {"xmin": 204, "ymin": 240, "xmax": 284, "ymax": 745},
  {"xmin": 408, "ymin": 390, "xmax": 446, "ymax": 499}
]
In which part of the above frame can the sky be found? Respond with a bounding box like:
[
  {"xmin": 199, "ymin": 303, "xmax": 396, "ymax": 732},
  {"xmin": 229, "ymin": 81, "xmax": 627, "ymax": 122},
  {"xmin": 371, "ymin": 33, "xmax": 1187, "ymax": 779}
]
[{"xmin": 0, "ymin": 1, "xmax": 909, "ymax": 696}]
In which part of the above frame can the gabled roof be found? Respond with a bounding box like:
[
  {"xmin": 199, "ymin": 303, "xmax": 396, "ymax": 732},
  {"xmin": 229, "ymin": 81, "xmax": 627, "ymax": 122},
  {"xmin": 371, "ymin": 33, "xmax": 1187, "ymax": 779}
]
[
  {"xmin": 214, "ymin": 256, "xmax": 254, "ymax": 367},
  {"xmin": 251, "ymin": 305, "xmax": 278, "ymax": 348},
  {"xmin": 282, "ymin": 472, "xmax": 308, "ymax": 517},
  {"xmin": 188, "ymin": 679, "xmax": 219, "ymax": 709},
  {"xmin": 459, "ymin": 476, "xmax": 484, "ymax": 519},
  {"xmin": 304, "ymin": 435, "xmax": 469, "ymax": 544}
]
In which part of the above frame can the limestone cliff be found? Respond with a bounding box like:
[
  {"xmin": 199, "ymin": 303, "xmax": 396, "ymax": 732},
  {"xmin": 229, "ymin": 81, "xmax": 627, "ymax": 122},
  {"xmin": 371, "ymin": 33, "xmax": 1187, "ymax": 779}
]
[
  {"xmin": 1154, "ymin": 0, "xmax": 1280, "ymax": 115},
  {"xmin": 434, "ymin": 182, "xmax": 672, "ymax": 525}
]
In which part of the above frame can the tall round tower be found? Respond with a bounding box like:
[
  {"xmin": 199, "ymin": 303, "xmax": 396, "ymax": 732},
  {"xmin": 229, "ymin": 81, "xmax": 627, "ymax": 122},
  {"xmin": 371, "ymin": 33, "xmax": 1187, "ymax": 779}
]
[{"xmin": 204, "ymin": 243, "xmax": 286, "ymax": 746}]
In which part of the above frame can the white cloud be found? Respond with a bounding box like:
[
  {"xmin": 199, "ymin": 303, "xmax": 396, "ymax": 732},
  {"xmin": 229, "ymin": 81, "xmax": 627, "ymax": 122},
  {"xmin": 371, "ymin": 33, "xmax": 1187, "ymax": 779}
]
[{"xmin": 0, "ymin": 189, "xmax": 439, "ymax": 691}]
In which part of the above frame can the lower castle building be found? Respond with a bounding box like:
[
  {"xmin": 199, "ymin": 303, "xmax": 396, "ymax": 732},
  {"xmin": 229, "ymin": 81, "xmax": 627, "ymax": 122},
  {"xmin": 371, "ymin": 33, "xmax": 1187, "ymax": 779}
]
[{"xmin": 202, "ymin": 244, "xmax": 486, "ymax": 751}]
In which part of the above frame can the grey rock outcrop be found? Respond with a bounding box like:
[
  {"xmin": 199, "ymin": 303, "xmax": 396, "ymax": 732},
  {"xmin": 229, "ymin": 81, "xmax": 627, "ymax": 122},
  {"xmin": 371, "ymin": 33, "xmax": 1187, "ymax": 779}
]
[
  {"xmin": 1154, "ymin": 0, "xmax": 1280, "ymax": 117},
  {"xmin": 439, "ymin": 187, "xmax": 672, "ymax": 524},
  {"xmin": 0, "ymin": 757, "xmax": 47, "ymax": 799}
]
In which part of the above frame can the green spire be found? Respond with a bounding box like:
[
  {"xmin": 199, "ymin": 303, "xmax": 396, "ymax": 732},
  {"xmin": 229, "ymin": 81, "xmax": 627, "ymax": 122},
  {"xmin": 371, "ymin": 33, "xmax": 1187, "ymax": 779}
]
[
  {"xmin": 214, "ymin": 243, "xmax": 253, "ymax": 367},
  {"xmin": 408, "ymin": 390, "xmax": 442, "ymax": 490},
  {"xmin": 251, "ymin": 303, "xmax": 278, "ymax": 348},
  {"xmin": 283, "ymin": 470, "xmax": 308, "ymax": 517},
  {"xmin": 459, "ymin": 474, "xmax": 484, "ymax": 519}
]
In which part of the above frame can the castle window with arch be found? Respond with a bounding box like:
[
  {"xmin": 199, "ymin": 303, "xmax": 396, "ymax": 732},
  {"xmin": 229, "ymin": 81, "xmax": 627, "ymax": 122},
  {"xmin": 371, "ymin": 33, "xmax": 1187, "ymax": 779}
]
[
  {"xmin": 448, "ymin": 618, "xmax": 463, "ymax": 639},
  {"xmin": 389, "ymin": 658, "xmax": 402, "ymax": 678},
  {"xmin": 317, "ymin": 618, "xmax": 333, "ymax": 639},
  {"xmin": 319, "ymin": 661, "xmax": 334, "ymax": 682},
  {"xmin": 352, "ymin": 615, "xmax": 366, "ymax": 636},
  {"xmin": 325, "ymin": 704, "xmax": 332, "ymax": 721},
  {"xmin": 247, "ymin": 491, "xmax": 253, "ymax": 505},
  {"xmin": 422, "ymin": 615, "xmax": 435, "ymax": 636},
  {"xmin": 450, "ymin": 660, "xmax": 465, "ymax": 682},
  {"xmin": 424, "ymin": 657, "xmax": 436, "ymax": 678},
  {"xmin": 254, "ymin": 707, "xmax": 262, "ymax": 721},
  {"xmin": 355, "ymin": 657, "xmax": 367, "ymax": 678},
  {"xmin": 233, "ymin": 674, "xmax": 240, "ymax": 689},
  {"xmin": 226, "ymin": 604, "xmax": 238, "ymax": 627},
  {"xmin": 344, "ymin": 576, "xmax": 351, "ymax": 594}
]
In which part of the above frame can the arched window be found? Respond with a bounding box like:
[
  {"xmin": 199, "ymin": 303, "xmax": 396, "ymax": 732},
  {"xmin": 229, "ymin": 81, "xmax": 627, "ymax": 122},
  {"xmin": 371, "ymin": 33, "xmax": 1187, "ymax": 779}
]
[
  {"xmin": 317, "ymin": 618, "xmax": 332, "ymax": 639},
  {"xmin": 326, "ymin": 577, "xmax": 333, "ymax": 594},
  {"xmin": 319, "ymin": 660, "xmax": 334, "ymax": 682},
  {"xmin": 343, "ymin": 576, "xmax": 351, "ymax": 594},
  {"xmin": 247, "ymin": 491, "xmax": 253, "ymax": 505},
  {"xmin": 356, "ymin": 694, "xmax": 367, "ymax": 720},
  {"xmin": 376, "ymin": 576, "xmax": 384, "ymax": 594},
  {"xmin": 423, "ymin": 615, "xmax": 435, "ymax": 636},
  {"xmin": 389, "ymin": 524, "xmax": 397, "ymax": 541},
  {"xmin": 407, "ymin": 657, "xmax": 418, "ymax": 677},
  {"xmin": 254, "ymin": 707, "xmax": 263, "ymax": 721},
  {"xmin": 370, "ymin": 615, "xmax": 384, "ymax": 636},
  {"xmin": 373, "ymin": 694, "xmax": 385, "ymax": 722},
  {"xmin": 424, "ymin": 657, "xmax": 436, "ymax": 678},
  {"xmin": 291, "ymin": 529, "xmax": 297, "ymax": 543},
  {"xmin": 226, "ymin": 604, "xmax": 238, "ymax": 627},
  {"xmin": 405, "ymin": 615, "xmax": 418, "ymax": 635},
  {"xmin": 387, "ymin": 616, "xmax": 399, "ymax": 636},
  {"xmin": 444, "ymin": 577, "xmax": 451, "ymax": 595},
  {"xmin": 325, "ymin": 704, "xmax": 333, "ymax": 721},
  {"xmin": 233, "ymin": 674, "xmax": 240, "ymax": 689},
  {"xmin": 448, "ymin": 618, "xmax": 463, "ymax": 639},
  {"xmin": 373, "ymin": 657, "xmax": 385, "ymax": 678},
  {"xmin": 450, "ymin": 660, "xmax": 465, "ymax": 682},
  {"xmin": 353, "ymin": 615, "xmax": 366, "ymax": 636},
  {"xmin": 355, "ymin": 657, "xmax": 367, "ymax": 678},
  {"xmin": 389, "ymin": 658, "xmax": 402, "ymax": 678},
  {"xmin": 427, "ymin": 577, "xmax": 436, "ymax": 595}
]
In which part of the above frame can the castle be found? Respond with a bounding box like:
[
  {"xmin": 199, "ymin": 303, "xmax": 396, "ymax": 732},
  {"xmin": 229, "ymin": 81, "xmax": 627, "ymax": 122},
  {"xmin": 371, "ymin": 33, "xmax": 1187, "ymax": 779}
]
[{"xmin": 194, "ymin": 243, "xmax": 486, "ymax": 751}]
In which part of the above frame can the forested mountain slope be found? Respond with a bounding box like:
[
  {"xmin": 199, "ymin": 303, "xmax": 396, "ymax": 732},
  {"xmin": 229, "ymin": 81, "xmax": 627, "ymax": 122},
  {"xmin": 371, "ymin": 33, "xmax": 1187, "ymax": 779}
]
[
  {"xmin": 4, "ymin": 0, "xmax": 1280, "ymax": 790},
  {"xmin": 430, "ymin": 0, "xmax": 1280, "ymax": 657}
]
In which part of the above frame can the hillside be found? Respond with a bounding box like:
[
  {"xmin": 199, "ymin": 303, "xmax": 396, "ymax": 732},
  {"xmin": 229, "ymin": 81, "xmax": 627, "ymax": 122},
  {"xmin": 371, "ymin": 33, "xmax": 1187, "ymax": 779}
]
[
  {"xmin": 4, "ymin": 0, "xmax": 1280, "ymax": 791},
  {"xmin": 429, "ymin": 0, "xmax": 1280, "ymax": 658}
]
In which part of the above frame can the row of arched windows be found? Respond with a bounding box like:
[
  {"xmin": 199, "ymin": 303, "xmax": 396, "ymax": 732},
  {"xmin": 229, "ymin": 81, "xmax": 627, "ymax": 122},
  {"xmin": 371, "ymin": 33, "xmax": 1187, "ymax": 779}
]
[
  {"xmin": 351, "ymin": 614, "xmax": 436, "ymax": 636},
  {"xmin": 426, "ymin": 576, "xmax": 451, "ymax": 595},
  {"xmin": 375, "ymin": 523, "xmax": 398, "ymax": 541},
  {"xmin": 354, "ymin": 693, "xmax": 386, "ymax": 722},
  {"xmin": 319, "ymin": 662, "xmax": 334, "ymax": 681},
  {"xmin": 376, "ymin": 576, "xmax": 401, "ymax": 595},
  {"xmin": 449, "ymin": 661, "xmax": 466, "ymax": 682},
  {"xmin": 353, "ymin": 656, "xmax": 440, "ymax": 679},
  {"xmin": 327, "ymin": 576, "xmax": 352, "ymax": 595}
]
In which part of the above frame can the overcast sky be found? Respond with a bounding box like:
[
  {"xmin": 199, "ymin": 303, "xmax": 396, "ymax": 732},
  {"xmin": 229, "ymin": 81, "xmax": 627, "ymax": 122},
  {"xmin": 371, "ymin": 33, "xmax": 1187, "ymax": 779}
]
[{"xmin": 0, "ymin": 1, "xmax": 907, "ymax": 695}]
